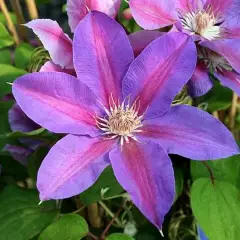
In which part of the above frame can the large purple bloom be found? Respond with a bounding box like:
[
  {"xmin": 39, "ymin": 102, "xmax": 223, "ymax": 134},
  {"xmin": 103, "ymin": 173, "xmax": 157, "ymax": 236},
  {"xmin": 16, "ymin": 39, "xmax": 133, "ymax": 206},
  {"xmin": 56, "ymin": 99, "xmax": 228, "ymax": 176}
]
[
  {"xmin": 129, "ymin": 0, "xmax": 240, "ymax": 96},
  {"xmin": 12, "ymin": 12, "xmax": 239, "ymax": 228}
]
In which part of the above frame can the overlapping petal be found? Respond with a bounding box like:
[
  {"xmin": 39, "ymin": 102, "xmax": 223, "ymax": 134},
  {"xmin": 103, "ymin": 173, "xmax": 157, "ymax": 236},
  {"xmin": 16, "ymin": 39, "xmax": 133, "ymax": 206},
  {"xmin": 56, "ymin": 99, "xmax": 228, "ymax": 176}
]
[
  {"xmin": 37, "ymin": 135, "xmax": 116, "ymax": 200},
  {"xmin": 73, "ymin": 11, "xmax": 134, "ymax": 106},
  {"xmin": 109, "ymin": 140, "xmax": 175, "ymax": 228},
  {"xmin": 128, "ymin": 30, "xmax": 163, "ymax": 56},
  {"xmin": 13, "ymin": 72, "xmax": 100, "ymax": 136},
  {"xmin": 188, "ymin": 63, "xmax": 213, "ymax": 96},
  {"xmin": 215, "ymin": 70, "xmax": 240, "ymax": 96},
  {"xmin": 129, "ymin": 0, "xmax": 177, "ymax": 30},
  {"xmin": 176, "ymin": 0, "xmax": 206, "ymax": 12},
  {"xmin": 200, "ymin": 39, "xmax": 240, "ymax": 73},
  {"xmin": 204, "ymin": 0, "xmax": 240, "ymax": 18},
  {"xmin": 25, "ymin": 19, "xmax": 73, "ymax": 69},
  {"xmin": 122, "ymin": 32, "xmax": 197, "ymax": 118},
  {"xmin": 40, "ymin": 61, "xmax": 75, "ymax": 75},
  {"xmin": 140, "ymin": 105, "xmax": 239, "ymax": 160},
  {"xmin": 67, "ymin": 0, "xmax": 121, "ymax": 32}
]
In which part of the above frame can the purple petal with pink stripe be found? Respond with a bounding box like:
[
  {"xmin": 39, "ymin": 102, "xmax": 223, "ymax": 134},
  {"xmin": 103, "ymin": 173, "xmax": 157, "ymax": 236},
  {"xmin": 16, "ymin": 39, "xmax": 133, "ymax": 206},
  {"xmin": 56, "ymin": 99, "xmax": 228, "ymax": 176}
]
[
  {"xmin": 110, "ymin": 140, "xmax": 175, "ymax": 228},
  {"xmin": 37, "ymin": 135, "xmax": 116, "ymax": 200},
  {"xmin": 25, "ymin": 19, "xmax": 73, "ymax": 69}
]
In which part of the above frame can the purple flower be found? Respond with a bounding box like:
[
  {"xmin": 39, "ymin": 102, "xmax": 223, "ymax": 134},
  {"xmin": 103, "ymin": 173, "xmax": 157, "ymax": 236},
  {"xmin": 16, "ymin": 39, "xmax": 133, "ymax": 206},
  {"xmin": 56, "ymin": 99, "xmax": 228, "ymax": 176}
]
[
  {"xmin": 129, "ymin": 0, "xmax": 240, "ymax": 96},
  {"xmin": 25, "ymin": 0, "xmax": 121, "ymax": 72},
  {"xmin": 12, "ymin": 12, "xmax": 239, "ymax": 228},
  {"xmin": 3, "ymin": 104, "xmax": 42, "ymax": 164}
]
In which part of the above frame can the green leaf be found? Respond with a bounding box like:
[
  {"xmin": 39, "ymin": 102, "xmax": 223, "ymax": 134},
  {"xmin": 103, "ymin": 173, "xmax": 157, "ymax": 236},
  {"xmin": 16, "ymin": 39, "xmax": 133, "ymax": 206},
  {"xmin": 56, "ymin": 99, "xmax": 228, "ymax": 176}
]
[
  {"xmin": 106, "ymin": 233, "xmax": 134, "ymax": 240},
  {"xmin": 14, "ymin": 43, "xmax": 34, "ymax": 69},
  {"xmin": 191, "ymin": 178, "xmax": 240, "ymax": 240},
  {"xmin": 0, "ymin": 13, "xmax": 16, "ymax": 25},
  {"xmin": 0, "ymin": 22, "xmax": 14, "ymax": 49},
  {"xmin": 39, "ymin": 214, "xmax": 88, "ymax": 240},
  {"xmin": 0, "ymin": 49, "xmax": 12, "ymax": 64},
  {"xmin": 80, "ymin": 166, "xmax": 123, "ymax": 204},
  {"xmin": 0, "ymin": 186, "xmax": 57, "ymax": 240},
  {"xmin": 0, "ymin": 64, "xmax": 26, "ymax": 97},
  {"xmin": 197, "ymin": 82, "xmax": 232, "ymax": 112},
  {"xmin": 191, "ymin": 155, "xmax": 240, "ymax": 189},
  {"xmin": 2, "ymin": 128, "xmax": 46, "ymax": 139},
  {"xmin": 28, "ymin": 146, "xmax": 49, "ymax": 181}
]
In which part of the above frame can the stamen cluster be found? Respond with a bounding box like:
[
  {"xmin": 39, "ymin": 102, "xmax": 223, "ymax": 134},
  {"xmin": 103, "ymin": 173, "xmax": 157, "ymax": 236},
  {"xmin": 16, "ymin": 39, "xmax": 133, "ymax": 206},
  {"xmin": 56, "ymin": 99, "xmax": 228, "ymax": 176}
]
[
  {"xmin": 96, "ymin": 98, "xmax": 144, "ymax": 145},
  {"xmin": 179, "ymin": 6, "xmax": 221, "ymax": 40}
]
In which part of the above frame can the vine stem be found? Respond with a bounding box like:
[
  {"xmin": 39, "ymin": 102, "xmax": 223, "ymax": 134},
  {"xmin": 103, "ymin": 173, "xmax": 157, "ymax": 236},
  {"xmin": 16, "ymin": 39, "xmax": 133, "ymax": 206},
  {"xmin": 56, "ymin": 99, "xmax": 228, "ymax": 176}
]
[
  {"xmin": 229, "ymin": 93, "xmax": 238, "ymax": 130},
  {"xmin": 25, "ymin": 0, "xmax": 39, "ymax": 19},
  {"xmin": 203, "ymin": 161, "xmax": 215, "ymax": 185},
  {"xmin": 100, "ymin": 207, "xmax": 123, "ymax": 240},
  {"xmin": 87, "ymin": 232, "xmax": 99, "ymax": 240},
  {"xmin": 99, "ymin": 201, "xmax": 123, "ymax": 227},
  {"xmin": 0, "ymin": 0, "xmax": 20, "ymax": 45},
  {"xmin": 88, "ymin": 203, "xmax": 102, "ymax": 228}
]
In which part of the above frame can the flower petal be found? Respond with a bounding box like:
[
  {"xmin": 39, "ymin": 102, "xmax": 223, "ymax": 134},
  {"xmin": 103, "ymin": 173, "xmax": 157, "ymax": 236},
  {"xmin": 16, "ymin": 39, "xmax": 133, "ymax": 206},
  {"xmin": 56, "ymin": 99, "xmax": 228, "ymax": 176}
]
[
  {"xmin": 221, "ymin": 16, "xmax": 240, "ymax": 38},
  {"xmin": 188, "ymin": 63, "xmax": 213, "ymax": 96},
  {"xmin": 67, "ymin": 0, "xmax": 121, "ymax": 32},
  {"xmin": 73, "ymin": 11, "xmax": 134, "ymax": 106},
  {"xmin": 140, "ymin": 105, "xmax": 239, "ymax": 160},
  {"xmin": 128, "ymin": 30, "xmax": 163, "ymax": 56},
  {"xmin": 67, "ymin": 0, "xmax": 88, "ymax": 33},
  {"xmin": 2, "ymin": 144, "xmax": 32, "ymax": 166},
  {"xmin": 25, "ymin": 19, "xmax": 73, "ymax": 69},
  {"xmin": 129, "ymin": 0, "xmax": 177, "ymax": 30},
  {"xmin": 86, "ymin": 0, "xmax": 121, "ymax": 18},
  {"xmin": 176, "ymin": 0, "xmax": 206, "ymax": 12},
  {"xmin": 109, "ymin": 140, "xmax": 175, "ymax": 228},
  {"xmin": 215, "ymin": 70, "xmax": 240, "ymax": 96},
  {"xmin": 200, "ymin": 39, "xmax": 240, "ymax": 74},
  {"xmin": 37, "ymin": 135, "xmax": 116, "ymax": 200},
  {"xmin": 122, "ymin": 32, "xmax": 197, "ymax": 118},
  {"xmin": 204, "ymin": 0, "xmax": 240, "ymax": 18},
  {"xmin": 40, "ymin": 61, "xmax": 75, "ymax": 75},
  {"xmin": 8, "ymin": 103, "xmax": 41, "ymax": 149},
  {"xmin": 13, "ymin": 72, "xmax": 100, "ymax": 136}
]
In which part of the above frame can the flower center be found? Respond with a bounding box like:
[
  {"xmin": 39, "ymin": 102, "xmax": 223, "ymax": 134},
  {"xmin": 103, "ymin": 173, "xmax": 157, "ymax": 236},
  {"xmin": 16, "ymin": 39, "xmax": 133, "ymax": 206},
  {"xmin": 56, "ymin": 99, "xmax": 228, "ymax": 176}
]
[
  {"xmin": 180, "ymin": 7, "xmax": 221, "ymax": 40},
  {"xmin": 96, "ymin": 98, "xmax": 144, "ymax": 146},
  {"xmin": 199, "ymin": 48, "xmax": 232, "ymax": 72}
]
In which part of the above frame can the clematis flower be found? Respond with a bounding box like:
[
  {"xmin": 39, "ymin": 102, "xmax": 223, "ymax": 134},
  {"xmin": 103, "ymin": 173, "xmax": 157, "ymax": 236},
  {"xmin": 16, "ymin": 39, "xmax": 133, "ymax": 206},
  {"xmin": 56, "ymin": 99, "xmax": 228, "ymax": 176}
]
[
  {"xmin": 188, "ymin": 46, "xmax": 240, "ymax": 97},
  {"xmin": 129, "ymin": 0, "xmax": 240, "ymax": 96},
  {"xmin": 3, "ymin": 104, "xmax": 42, "ymax": 165},
  {"xmin": 25, "ymin": 0, "xmax": 121, "ymax": 71},
  {"xmin": 13, "ymin": 12, "xmax": 239, "ymax": 228}
]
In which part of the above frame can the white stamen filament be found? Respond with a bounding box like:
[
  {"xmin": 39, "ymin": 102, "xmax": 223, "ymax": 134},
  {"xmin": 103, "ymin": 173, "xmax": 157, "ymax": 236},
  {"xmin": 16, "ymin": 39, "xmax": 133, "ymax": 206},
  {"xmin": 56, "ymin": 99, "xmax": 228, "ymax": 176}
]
[
  {"xmin": 179, "ymin": 6, "xmax": 221, "ymax": 40},
  {"xmin": 96, "ymin": 96, "xmax": 144, "ymax": 146}
]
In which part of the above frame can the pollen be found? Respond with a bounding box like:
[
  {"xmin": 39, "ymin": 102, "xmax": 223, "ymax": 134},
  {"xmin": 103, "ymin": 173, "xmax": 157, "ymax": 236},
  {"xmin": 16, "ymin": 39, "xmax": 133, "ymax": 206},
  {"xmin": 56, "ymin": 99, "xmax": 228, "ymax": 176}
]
[
  {"xmin": 96, "ymin": 97, "xmax": 144, "ymax": 146},
  {"xmin": 179, "ymin": 6, "xmax": 221, "ymax": 40}
]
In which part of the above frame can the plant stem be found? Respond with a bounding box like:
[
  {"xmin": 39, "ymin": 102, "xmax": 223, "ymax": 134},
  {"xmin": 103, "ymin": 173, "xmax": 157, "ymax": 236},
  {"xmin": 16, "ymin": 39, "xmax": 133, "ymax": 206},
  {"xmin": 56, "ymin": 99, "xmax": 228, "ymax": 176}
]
[
  {"xmin": 229, "ymin": 93, "xmax": 238, "ymax": 130},
  {"xmin": 88, "ymin": 203, "xmax": 102, "ymax": 228},
  {"xmin": 202, "ymin": 161, "xmax": 215, "ymax": 185},
  {"xmin": 87, "ymin": 232, "xmax": 99, "ymax": 240},
  {"xmin": 25, "ymin": 0, "xmax": 38, "ymax": 19},
  {"xmin": 99, "ymin": 201, "xmax": 123, "ymax": 227},
  {"xmin": 100, "ymin": 207, "xmax": 123, "ymax": 240},
  {"xmin": 212, "ymin": 111, "xmax": 219, "ymax": 120},
  {"xmin": 0, "ymin": 0, "xmax": 20, "ymax": 45},
  {"xmin": 10, "ymin": 0, "xmax": 28, "ymax": 40}
]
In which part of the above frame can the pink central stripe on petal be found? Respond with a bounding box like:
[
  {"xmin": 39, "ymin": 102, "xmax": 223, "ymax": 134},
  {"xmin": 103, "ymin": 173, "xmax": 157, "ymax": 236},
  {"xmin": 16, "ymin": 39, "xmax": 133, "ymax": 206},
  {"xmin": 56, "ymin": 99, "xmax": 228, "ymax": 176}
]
[
  {"xmin": 16, "ymin": 84, "xmax": 97, "ymax": 127},
  {"xmin": 136, "ymin": 41, "xmax": 187, "ymax": 115},
  {"xmin": 123, "ymin": 141, "xmax": 159, "ymax": 225},
  {"xmin": 132, "ymin": 1, "xmax": 176, "ymax": 25},
  {"xmin": 41, "ymin": 138, "xmax": 116, "ymax": 200},
  {"xmin": 92, "ymin": 16, "xmax": 120, "ymax": 105}
]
